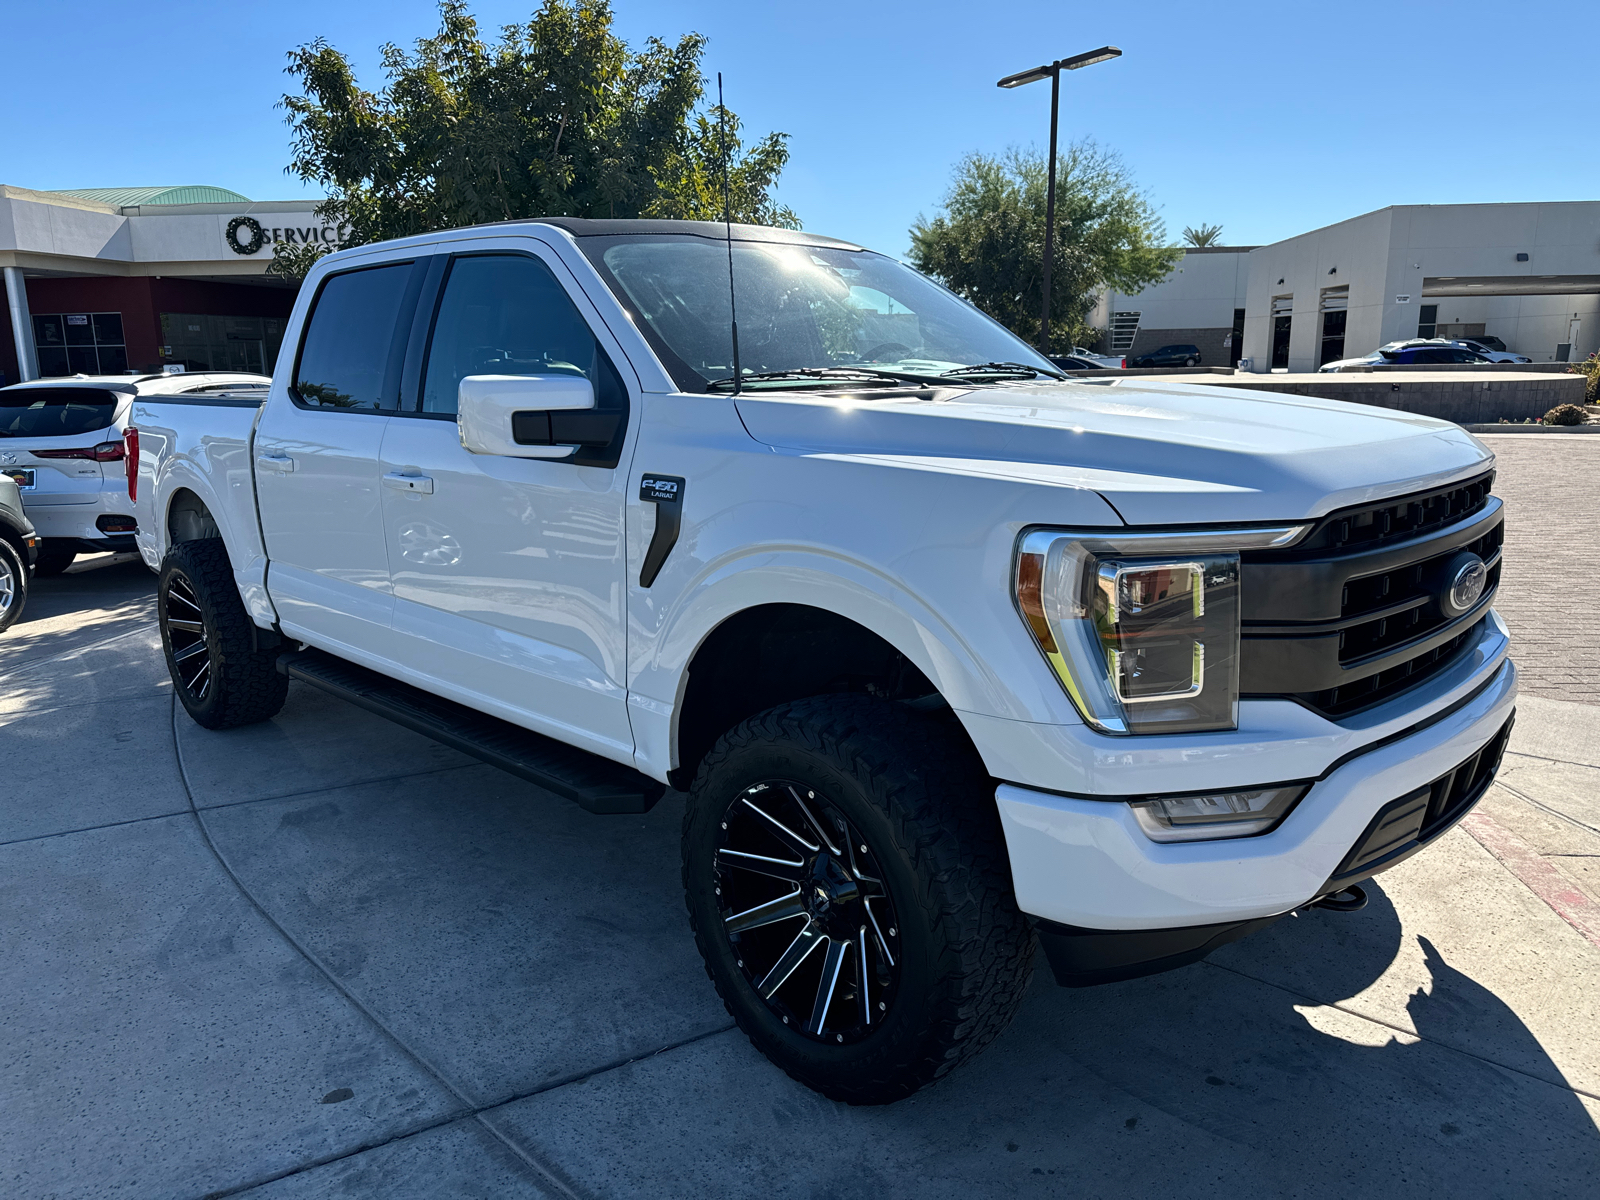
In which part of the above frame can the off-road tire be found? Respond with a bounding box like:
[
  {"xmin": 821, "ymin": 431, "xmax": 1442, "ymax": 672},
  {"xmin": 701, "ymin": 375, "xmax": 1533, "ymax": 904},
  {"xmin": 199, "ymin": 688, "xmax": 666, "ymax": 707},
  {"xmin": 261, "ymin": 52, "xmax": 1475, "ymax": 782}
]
[
  {"xmin": 32, "ymin": 542, "xmax": 77, "ymax": 577},
  {"xmin": 0, "ymin": 538, "xmax": 27, "ymax": 632},
  {"xmin": 159, "ymin": 538, "xmax": 287, "ymax": 729},
  {"xmin": 683, "ymin": 694, "xmax": 1035, "ymax": 1104}
]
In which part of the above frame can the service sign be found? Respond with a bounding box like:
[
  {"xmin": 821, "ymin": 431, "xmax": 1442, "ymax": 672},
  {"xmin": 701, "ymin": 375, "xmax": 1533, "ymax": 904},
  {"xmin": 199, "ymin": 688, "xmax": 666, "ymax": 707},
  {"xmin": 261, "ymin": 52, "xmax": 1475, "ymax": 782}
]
[{"xmin": 221, "ymin": 214, "xmax": 348, "ymax": 258}]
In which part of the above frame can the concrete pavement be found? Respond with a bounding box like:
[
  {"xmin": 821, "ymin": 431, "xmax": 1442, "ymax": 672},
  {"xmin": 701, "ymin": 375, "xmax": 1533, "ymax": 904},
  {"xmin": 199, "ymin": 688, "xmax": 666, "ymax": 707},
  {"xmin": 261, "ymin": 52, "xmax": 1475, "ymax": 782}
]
[{"xmin": 4, "ymin": 436, "xmax": 1599, "ymax": 1198}]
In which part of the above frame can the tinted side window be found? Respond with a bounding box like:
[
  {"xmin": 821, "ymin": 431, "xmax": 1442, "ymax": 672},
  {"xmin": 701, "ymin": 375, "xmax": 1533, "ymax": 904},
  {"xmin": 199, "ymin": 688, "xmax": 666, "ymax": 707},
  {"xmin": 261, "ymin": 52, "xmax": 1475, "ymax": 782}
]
[
  {"xmin": 419, "ymin": 253, "xmax": 629, "ymax": 469},
  {"xmin": 293, "ymin": 263, "xmax": 415, "ymax": 410},
  {"xmin": 422, "ymin": 254, "xmax": 604, "ymax": 414}
]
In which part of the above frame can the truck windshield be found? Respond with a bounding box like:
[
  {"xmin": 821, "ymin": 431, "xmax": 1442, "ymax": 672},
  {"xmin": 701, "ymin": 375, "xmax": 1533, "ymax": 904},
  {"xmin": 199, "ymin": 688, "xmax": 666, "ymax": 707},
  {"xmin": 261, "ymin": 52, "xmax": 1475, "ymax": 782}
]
[
  {"xmin": 0, "ymin": 387, "xmax": 122, "ymax": 438},
  {"xmin": 580, "ymin": 234, "xmax": 1059, "ymax": 391}
]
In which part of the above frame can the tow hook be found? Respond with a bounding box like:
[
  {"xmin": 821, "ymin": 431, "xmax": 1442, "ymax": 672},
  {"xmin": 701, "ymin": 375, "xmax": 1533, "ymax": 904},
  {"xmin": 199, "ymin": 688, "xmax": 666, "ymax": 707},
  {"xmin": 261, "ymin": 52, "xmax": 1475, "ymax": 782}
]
[{"xmin": 1311, "ymin": 884, "xmax": 1368, "ymax": 913}]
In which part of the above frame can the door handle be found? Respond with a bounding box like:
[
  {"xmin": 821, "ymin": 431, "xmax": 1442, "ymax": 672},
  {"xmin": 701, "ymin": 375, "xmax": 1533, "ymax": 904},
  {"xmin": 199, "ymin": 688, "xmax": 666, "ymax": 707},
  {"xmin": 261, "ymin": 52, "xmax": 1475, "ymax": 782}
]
[
  {"xmin": 256, "ymin": 453, "xmax": 295, "ymax": 473},
  {"xmin": 383, "ymin": 471, "xmax": 434, "ymax": 495}
]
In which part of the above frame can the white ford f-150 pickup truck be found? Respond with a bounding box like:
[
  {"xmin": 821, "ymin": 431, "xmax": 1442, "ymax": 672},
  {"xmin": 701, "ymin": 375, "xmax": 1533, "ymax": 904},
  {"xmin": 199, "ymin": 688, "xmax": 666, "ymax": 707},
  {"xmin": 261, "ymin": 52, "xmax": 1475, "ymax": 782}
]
[{"xmin": 130, "ymin": 218, "xmax": 1514, "ymax": 1103}]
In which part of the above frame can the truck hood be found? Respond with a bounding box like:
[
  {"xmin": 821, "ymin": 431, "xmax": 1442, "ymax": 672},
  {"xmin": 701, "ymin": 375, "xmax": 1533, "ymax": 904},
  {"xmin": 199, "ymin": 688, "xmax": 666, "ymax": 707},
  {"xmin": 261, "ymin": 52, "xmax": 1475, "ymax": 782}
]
[{"xmin": 733, "ymin": 378, "xmax": 1494, "ymax": 525}]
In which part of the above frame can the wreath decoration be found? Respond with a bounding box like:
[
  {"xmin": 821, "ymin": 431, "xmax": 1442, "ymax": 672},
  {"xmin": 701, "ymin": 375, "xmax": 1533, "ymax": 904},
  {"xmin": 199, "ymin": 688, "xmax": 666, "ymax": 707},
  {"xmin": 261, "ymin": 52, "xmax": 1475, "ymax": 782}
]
[{"xmin": 226, "ymin": 216, "xmax": 266, "ymax": 256}]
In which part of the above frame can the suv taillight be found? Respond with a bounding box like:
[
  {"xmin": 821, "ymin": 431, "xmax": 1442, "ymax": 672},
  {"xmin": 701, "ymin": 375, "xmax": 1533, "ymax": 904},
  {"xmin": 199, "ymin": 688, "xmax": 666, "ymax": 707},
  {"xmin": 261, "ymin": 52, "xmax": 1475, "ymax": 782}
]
[
  {"xmin": 33, "ymin": 441, "xmax": 126, "ymax": 462},
  {"xmin": 124, "ymin": 427, "xmax": 139, "ymax": 503}
]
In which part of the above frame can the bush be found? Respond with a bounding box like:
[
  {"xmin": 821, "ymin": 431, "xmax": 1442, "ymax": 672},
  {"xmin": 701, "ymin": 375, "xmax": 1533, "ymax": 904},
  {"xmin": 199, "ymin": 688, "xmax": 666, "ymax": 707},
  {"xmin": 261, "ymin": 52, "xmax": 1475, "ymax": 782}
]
[
  {"xmin": 1568, "ymin": 352, "xmax": 1600, "ymax": 403},
  {"xmin": 1542, "ymin": 403, "xmax": 1587, "ymax": 426}
]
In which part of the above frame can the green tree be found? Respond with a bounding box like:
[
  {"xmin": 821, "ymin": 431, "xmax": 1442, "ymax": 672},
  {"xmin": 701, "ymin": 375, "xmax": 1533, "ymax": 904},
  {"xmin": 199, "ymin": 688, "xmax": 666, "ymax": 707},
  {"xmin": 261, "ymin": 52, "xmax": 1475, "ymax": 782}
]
[
  {"xmin": 1183, "ymin": 222, "xmax": 1223, "ymax": 247},
  {"xmin": 280, "ymin": 0, "xmax": 796, "ymax": 249},
  {"xmin": 909, "ymin": 142, "xmax": 1181, "ymax": 353}
]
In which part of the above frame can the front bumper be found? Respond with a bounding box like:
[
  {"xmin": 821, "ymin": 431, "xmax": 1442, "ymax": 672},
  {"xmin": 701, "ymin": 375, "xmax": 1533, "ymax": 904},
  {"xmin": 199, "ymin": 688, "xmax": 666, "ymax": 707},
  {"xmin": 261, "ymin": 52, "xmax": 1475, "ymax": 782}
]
[{"xmin": 996, "ymin": 644, "xmax": 1517, "ymax": 935}]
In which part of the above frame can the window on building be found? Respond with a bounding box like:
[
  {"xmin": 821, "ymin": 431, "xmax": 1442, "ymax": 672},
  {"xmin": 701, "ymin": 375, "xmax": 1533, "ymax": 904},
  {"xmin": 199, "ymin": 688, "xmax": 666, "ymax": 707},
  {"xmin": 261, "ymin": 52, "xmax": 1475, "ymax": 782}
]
[
  {"xmin": 160, "ymin": 313, "xmax": 289, "ymax": 376},
  {"xmin": 1110, "ymin": 312, "xmax": 1142, "ymax": 353},
  {"xmin": 1417, "ymin": 304, "xmax": 1438, "ymax": 339},
  {"xmin": 1270, "ymin": 296, "xmax": 1293, "ymax": 369},
  {"xmin": 32, "ymin": 312, "xmax": 127, "ymax": 376},
  {"xmin": 1319, "ymin": 289, "xmax": 1349, "ymax": 366},
  {"xmin": 1229, "ymin": 308, "xmax": 1245, "ymax": 367}
]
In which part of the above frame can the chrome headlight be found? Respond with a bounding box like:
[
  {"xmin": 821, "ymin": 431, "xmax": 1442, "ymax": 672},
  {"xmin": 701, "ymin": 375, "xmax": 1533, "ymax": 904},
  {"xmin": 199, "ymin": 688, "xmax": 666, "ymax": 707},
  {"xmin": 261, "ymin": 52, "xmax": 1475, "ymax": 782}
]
[{"xmin": 1014, "ymin": 526, "xmax": 1307, "ymax": 735}]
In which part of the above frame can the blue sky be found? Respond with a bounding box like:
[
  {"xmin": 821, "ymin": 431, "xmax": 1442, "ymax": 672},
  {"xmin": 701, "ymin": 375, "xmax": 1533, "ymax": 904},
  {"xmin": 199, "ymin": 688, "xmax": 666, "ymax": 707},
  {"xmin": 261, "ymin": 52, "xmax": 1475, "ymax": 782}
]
[{"xmin": 6, "ymin": 0, "xmax": 1595, "ymax": 257}]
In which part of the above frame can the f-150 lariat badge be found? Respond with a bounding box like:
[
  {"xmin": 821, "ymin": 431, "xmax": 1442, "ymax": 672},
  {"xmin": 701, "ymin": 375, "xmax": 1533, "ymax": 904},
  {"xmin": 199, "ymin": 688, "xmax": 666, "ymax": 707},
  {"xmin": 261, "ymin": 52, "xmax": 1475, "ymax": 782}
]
[{"xmin": 638, "ymin": 474, "xmax": 685, "ymax": 588}]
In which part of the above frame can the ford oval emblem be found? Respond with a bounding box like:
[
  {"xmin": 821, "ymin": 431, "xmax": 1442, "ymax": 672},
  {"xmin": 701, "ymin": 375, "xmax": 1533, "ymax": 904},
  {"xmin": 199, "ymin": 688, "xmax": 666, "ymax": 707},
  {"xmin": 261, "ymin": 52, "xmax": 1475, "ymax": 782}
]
[{"xmin": 1446, "ymin": 556, "xmax": 1488, "ymax": 616}]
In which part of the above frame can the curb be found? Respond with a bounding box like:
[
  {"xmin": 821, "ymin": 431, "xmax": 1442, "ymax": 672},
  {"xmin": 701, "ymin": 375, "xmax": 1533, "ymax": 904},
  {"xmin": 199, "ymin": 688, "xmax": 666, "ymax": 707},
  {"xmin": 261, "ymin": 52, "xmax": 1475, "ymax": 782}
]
[
  {"xmin": 1461, "ymin": 812, "xmax": 1600, "ymax": 950},
  {"xmin": 1465, "ymin": 425, "xmax": 1600, "ymax": 434}
]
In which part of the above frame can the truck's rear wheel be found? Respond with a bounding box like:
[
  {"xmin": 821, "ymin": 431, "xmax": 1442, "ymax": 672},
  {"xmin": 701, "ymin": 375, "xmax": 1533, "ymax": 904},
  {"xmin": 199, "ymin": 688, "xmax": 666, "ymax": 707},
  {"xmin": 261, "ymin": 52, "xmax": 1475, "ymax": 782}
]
[
  {"xmin": 159, "ymin": 538, "xmax": 287, "ymax": 729},
  {"xmin": 683, "ymin": 695, "xmax": 1034, "ymax": 1104}
]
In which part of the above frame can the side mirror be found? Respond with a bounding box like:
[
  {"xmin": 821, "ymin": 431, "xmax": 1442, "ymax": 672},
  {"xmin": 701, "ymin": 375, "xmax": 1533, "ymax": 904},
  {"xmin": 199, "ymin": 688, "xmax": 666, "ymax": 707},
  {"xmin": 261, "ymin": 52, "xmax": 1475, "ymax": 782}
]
[{"xmin": 457, "ymin": 374, "xmax": 597, "ymax": 458}]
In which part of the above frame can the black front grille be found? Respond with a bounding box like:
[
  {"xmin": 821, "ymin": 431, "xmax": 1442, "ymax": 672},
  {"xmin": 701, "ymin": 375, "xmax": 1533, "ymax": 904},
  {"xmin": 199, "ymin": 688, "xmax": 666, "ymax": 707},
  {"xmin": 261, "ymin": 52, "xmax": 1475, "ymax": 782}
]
[
  {"xmin": 1239, "ymin": 468, "xmax": 1503, "ymax": 718},
  {"xmin": 1296, "ymin": 470, "xmax": 1495, "ymax": 554},
  {"xmin": 1300, "ymin": 621, "xmax": 1482, "ymax": 717},
  {"xmin": 1327, "ymin": 714, "xmax": 1513, "ymax": 887},
  {"xmin": 1338, "ymin": 519, "xmax": 1504, "ymax": 662}
]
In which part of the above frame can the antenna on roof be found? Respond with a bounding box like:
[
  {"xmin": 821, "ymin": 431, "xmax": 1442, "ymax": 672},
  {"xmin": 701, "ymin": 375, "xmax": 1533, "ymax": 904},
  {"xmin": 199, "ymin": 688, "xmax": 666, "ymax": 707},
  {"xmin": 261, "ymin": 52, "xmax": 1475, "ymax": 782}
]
[{"xmin": 717, "ymin": 73, "xmax": 742, "ymax": 395}]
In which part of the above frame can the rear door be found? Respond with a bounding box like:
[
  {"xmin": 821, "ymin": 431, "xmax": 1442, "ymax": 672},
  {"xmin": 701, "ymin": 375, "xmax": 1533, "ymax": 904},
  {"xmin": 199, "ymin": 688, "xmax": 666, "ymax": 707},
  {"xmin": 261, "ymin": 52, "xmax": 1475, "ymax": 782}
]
[
  {"xmin": 254, "ymin": 254, "xmax": 428, "ymax": 660},
  {"xmin": 374, "ymin": 240, "xmax": 638, "ymax": 760}
]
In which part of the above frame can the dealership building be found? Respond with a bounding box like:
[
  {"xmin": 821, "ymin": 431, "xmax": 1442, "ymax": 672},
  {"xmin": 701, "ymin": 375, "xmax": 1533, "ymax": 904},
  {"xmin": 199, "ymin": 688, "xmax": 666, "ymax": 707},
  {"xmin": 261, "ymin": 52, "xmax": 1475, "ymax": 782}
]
[
  {"xmin": 0, "ymin": 184, "xmax": 340, "ymax": 385},
  {"xmin": 1093, "ymin": 201, "xmax": 1600, "ymax": 372}
]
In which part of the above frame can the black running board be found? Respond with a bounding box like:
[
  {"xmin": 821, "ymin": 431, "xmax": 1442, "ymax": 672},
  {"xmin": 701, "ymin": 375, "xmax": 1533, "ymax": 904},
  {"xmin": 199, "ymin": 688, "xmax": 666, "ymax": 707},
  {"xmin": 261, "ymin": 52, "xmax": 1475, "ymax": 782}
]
[{"xmin": 277, "ymin": 648, "xmax": 665, "ymax": 815}]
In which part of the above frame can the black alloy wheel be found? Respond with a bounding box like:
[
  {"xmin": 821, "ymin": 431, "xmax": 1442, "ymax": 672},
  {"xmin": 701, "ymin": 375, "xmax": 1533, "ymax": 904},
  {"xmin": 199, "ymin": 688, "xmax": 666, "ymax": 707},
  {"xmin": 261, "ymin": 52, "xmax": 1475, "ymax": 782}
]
[
  {"xmin": 684, "ymin": 695, "xmax": 1036, "ymax": 1104},
  {"xmin": 158, "ymin": 538, "xmax": 288, "ymax": 730},
  {"xmin": 163, "ymin": 570, "xmax": 213, "ymax": 702},
  {"xmin": 714, "ymin": 779, "xmax": 901, "ymax": 1044}
]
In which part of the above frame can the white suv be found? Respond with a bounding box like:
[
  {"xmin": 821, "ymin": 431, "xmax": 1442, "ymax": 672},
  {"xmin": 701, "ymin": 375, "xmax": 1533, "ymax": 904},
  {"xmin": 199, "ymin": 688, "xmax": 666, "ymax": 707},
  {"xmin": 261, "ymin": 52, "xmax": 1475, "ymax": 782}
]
[{"xmin": 0, "ymin": 373, "xmax": 269, "ymax": 574}]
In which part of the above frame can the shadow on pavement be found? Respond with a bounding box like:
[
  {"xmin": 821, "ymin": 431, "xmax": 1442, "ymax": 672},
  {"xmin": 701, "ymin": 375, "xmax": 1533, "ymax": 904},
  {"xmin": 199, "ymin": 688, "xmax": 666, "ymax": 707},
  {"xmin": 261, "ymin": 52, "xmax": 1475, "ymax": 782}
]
[{"xmin": 487, "ymin": 864, "xmax": 1600, "ymax": 1198}]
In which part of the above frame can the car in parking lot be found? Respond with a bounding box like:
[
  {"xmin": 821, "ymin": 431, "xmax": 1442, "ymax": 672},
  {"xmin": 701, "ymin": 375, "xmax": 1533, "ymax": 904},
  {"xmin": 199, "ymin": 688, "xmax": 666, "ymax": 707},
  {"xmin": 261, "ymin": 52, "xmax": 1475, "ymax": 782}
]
[
  {"xmin": 1319, "ymin": 342, "xmax": 1495, "ymax": 372},
  {"xmin": 1065, "ymin": 345, "xmax": 1125, "ymax": 369},
  {"xmin": 0, "ymin": 472, "xmax": 39, "ymax": 632},
  {"xmin": 1455, "ymin": 338, "xmax": 1532, "ymax": 363},
  {"xmin": 0, "ymin": 372, "xmax": 269, "ymax": 574},
  {"xmin": 1128, "ymin": 343, "xmax": 1202, "ymax": 368}
]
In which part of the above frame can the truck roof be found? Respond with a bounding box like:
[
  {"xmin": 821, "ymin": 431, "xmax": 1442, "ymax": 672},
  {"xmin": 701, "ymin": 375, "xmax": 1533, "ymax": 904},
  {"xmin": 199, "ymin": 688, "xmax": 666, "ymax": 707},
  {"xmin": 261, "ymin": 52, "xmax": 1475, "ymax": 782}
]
[{"xmin": 484, "ymin": 216, "xmax": 864, "ymax": 251}]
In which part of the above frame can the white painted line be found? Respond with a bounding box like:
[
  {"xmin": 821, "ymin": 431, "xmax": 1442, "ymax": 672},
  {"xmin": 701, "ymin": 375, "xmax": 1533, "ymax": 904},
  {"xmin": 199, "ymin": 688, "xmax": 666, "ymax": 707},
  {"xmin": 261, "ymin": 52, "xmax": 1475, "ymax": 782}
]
[{"xmin": 1461, "ymin": 812, "xmax": 1600, "ymax": 950}]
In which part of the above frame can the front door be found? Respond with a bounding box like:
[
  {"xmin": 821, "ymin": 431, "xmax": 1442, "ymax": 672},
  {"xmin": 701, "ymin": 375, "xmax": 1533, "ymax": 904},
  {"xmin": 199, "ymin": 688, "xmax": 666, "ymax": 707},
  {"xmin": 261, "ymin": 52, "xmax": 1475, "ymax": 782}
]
[
  {"xmin": 377, "ymin": 244, "xmax": 638, "ymax": 761},
  {"xmin": 254, "ymin": 256, "xmax": 426, "ymax": 659}
]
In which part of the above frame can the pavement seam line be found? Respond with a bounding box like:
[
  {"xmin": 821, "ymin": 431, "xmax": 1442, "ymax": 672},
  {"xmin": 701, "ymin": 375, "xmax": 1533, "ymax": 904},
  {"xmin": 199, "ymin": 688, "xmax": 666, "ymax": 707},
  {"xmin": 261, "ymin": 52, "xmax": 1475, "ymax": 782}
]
[
  {"xmin": 0, "ymin": 808, "xmax": 192, "ymax": 848},
  {"xmin": 0, "ymin": 684, "xmax": 174, "ymax": 723},
  {"xmin": 0, "ymin": 621, "xmax": 156, "ymax": 680},
  {"xmin": 1459, "ymin": 811, "xmax": 1600, "ymax": 950},
  {"xmin": 1491, "ymin": 778, "xmax": 1600, "ymax": 840},
  {"xmin": 168, "ymin": 693, "xmax": 588, "ymax": 1200},
  {"xmin": 0, "ymin": 765, "xmax": 485, "ymax": 849},
  {"xmin": 1201, "ymin": 959, "xmax": 1600, "ymax": 1102},
  {"xmin": 197, "ymin": 1024, "xmax": 739, "ymax": 1200}
]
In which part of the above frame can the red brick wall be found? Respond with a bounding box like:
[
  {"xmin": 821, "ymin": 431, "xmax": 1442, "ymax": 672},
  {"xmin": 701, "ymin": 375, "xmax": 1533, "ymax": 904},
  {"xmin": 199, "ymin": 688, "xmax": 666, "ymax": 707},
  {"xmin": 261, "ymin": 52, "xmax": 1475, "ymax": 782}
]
[{"xmin": 19, "ymin": 276, "xmax": 297, "ymax": 375}]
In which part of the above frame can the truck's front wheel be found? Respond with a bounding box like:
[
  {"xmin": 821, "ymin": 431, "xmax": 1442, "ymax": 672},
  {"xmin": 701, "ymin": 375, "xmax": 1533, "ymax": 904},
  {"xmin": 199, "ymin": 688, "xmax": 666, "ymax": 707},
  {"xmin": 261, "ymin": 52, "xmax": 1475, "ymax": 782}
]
[
  {"xmin": 159, "ymin": 538, "xmax": 288, "ymax": 729},
  {"xmin": 683, "ymin": 695, "xmax": 1034, "ymax": 1104}
]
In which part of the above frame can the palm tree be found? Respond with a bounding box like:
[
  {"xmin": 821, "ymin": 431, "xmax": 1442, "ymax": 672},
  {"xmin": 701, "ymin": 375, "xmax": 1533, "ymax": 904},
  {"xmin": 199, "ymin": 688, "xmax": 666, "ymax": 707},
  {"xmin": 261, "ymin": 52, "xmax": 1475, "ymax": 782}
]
[{"xmin": 1182, "ymin": 223, "xmax": 1223, "ymax": 248}]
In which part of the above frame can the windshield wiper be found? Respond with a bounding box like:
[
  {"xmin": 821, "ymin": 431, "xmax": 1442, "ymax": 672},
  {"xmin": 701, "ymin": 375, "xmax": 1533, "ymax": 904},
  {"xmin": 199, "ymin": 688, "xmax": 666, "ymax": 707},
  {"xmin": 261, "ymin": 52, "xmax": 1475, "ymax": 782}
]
[
  {"xmin": 706, "ymin": 367, "xmax": 954, "ymax": 391},
  {"xmin": 939, "ymin": 361, "xmax": 1065, "ymax": 380}
]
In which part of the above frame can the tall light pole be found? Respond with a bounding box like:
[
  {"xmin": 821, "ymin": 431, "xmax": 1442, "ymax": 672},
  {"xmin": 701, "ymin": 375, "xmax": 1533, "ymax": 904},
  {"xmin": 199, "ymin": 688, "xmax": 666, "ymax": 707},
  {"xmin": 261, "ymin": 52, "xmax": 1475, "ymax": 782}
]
[{"xmin": 998, "ymin": 46, "xmax": 1121, "ymax": 354}]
